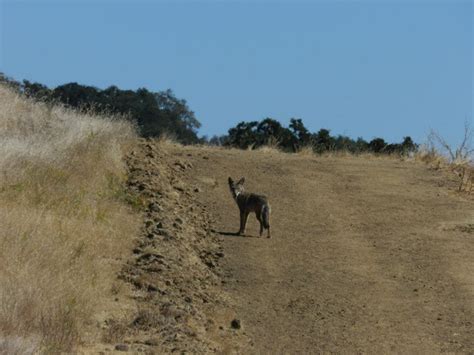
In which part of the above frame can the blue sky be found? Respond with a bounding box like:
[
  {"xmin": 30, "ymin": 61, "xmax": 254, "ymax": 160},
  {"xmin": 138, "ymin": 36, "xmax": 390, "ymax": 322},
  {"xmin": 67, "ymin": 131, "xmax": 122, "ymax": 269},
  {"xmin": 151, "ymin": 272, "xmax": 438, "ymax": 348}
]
[{"xmin": 1, "ymin": 0, "xmax": 472, "ymax": 145}]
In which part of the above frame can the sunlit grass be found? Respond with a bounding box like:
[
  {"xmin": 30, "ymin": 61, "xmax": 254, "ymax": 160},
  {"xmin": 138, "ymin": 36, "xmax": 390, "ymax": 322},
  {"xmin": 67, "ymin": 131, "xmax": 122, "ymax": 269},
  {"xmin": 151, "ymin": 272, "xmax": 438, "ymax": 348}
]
[{"xmin": 0, "ymin": 85, "xmax": 140, "ymax": 352}]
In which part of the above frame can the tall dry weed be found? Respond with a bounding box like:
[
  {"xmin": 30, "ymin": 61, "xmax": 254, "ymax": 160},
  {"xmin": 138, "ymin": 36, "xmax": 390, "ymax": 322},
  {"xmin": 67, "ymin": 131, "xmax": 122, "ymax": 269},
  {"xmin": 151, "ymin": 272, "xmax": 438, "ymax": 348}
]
[
  {"xmin": 0, "ymin": 85, "xmax": 140, "ymax": 352},
  {"xmin": 156, "ymin": 131, "xmax": 182, "ymax": 148},
  {"xmin": 296, "ymin": 145, "xmax": 315, "ymax": 156}
]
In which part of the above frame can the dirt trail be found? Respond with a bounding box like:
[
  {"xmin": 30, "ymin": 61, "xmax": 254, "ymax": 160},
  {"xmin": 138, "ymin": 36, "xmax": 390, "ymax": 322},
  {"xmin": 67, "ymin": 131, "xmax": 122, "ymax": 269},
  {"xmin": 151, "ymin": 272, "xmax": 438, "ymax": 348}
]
[{"xmin": 173, "ymin": 146, "xmax": 474, "ymax": 353}]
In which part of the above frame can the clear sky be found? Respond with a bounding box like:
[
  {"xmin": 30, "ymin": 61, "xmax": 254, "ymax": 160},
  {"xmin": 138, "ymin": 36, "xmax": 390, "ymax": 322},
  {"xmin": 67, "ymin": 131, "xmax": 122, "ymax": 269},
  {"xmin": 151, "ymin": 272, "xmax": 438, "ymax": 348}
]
[{"xmin": 1, "ymin": 0, "xmax": 472, "ymax": 145}]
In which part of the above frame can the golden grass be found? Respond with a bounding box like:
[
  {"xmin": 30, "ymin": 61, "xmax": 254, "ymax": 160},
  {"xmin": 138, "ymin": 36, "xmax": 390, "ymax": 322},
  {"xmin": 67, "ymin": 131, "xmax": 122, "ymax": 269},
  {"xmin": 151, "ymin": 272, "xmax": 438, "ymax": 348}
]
[
  {"xmin": 255, "ymin": 145, "xmax": 283, "ymax": 154},
  {"xmin": 156, "ymin": 131, "xmax": 182, "ymax": 148},
  {"xmin": 295, "ymin": 145, "xmax": 315, "ymax": 156},
  {"xmin": 414, "ymin": 146, "xmax": 449, "ymax": 169},
  {"xmin": 0, "ymin": 85, "xmax": 140, "ymax": 353},
  {"xmin": 414, "ymin": 145, "xmax": 474, "ymax": 194}
]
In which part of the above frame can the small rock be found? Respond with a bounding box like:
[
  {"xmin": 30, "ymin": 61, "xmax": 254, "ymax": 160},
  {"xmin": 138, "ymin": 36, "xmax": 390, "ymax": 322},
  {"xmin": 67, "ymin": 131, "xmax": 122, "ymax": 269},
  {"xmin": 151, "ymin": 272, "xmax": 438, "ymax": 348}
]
[
  {"xmin": 194, "ymin": 187, "xmax": 201, "ymax": 193},
  {"xmin": 156, "ymin": 228, "xmax": 172, "ymax": 238},
  {"xmin": 148, "ymin": 202, "xmax": 163, "ymax": 212},
  {"xmin": 174, "ymin": 185, "xmax": 185, "ymax": 192},
  {"xmin": 147, "ymin": 284, "xmax": 158, "ymax": 292},
  {"xmin": 231, "ymin": 319, "xmax": 241, "ymax": 329},
  {"xmin": 205, "ymin": 260, "xmax": 216, "ymax": 268},
  {"xmin": 144, "ymin": 338, "xmax": 160, "ymax": 346},
  {"xmin": 115, "ymin": 344, "xmax": 129, "ymax": 351},
  {"xmin": 184, "ymin": 296, "xmax": 192, "ymax": 303},
  {"xmin": 174, "ymin": 160, "xmax": 187, "ymax": 170}
]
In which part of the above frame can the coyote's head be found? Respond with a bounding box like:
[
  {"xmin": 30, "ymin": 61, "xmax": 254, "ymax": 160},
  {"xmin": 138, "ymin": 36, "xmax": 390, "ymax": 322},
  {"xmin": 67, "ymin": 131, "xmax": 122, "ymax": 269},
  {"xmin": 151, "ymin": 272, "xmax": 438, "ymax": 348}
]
[{"xmin": 228, "ymin": 177, "xmax": 245, "ymax": 200}]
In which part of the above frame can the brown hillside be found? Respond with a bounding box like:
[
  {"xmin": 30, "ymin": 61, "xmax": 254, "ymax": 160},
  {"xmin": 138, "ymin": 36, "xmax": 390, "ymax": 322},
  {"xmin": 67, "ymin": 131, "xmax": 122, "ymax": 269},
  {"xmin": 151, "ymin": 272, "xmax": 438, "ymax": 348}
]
[
  {"xmin": 91, "ymin": 141, "xmax": 473, "ymax": 353},
  {"xmin": 173, "ymin": 144, "xmax": 474, "ymax": 353}
]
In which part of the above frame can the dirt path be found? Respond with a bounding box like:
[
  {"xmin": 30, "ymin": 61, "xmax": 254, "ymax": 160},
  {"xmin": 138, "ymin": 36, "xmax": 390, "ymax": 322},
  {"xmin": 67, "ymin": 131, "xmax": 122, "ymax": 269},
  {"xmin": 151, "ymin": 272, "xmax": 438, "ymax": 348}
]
[{"xmin": 174, "ymin": 146, "xmax": 474, "ymax": 353}]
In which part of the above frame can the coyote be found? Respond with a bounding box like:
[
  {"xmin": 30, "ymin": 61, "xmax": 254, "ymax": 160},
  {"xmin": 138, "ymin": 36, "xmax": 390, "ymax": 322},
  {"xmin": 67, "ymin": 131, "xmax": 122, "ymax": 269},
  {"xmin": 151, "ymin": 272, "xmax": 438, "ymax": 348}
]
[{"xmin": 228, "ymin": 177, "xmax": 271, "ymax": 238}]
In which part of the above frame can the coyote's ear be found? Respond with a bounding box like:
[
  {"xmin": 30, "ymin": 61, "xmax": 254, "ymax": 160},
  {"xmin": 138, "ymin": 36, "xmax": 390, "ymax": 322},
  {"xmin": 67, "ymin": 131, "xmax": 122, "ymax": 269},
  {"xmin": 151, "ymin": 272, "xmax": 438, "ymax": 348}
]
[
  {"xmin": 228, "ymin": 177, "xmax": 233, "ymax": 185},
  {"xmin": 237, "ymin": 177, "xmax": 245, "ymax": 185}
]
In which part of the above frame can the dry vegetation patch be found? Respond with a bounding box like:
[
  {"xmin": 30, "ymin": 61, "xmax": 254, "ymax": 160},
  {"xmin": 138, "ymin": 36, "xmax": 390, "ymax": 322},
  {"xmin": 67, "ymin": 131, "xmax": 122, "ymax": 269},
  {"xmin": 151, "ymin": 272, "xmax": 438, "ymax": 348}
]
[{"xmin": 0, "ymin": 85, "xmax": 140, "ymax": 353}]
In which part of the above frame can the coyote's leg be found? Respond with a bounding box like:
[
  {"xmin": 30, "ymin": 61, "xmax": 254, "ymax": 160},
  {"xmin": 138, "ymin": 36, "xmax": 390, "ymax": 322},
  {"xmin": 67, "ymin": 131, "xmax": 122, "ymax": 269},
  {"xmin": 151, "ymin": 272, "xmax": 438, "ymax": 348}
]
[
  {"xmin": 256, "ymin": 212, "xmax": 263, "ymax": 237},
  {"xmin": 267, "ymin": 225, "xmax": 271, "ymax": 238},
  {"xmin": 239, "ymin": 211, "xmax": 245, "ymax": 235},
  {"xmin": 242, "ymin": 211, "xmax": 249, "ymax": 235},
  {"xmin": 239, "ymin": 211, "xmax": 249, "ymax": 235}
]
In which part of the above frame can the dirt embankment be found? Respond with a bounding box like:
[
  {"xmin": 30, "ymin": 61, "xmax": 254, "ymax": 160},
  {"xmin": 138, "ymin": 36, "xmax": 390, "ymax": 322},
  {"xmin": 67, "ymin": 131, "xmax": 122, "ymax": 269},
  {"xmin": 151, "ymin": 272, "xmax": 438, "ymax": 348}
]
[{"xmin": 94, "ymin": 141, "xmax": 247, "ymax": 353}]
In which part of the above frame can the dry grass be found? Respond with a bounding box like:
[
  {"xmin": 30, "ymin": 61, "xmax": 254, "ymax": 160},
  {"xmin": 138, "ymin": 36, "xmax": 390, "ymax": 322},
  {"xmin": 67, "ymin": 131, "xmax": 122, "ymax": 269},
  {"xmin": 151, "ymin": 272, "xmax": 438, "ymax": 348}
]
[
  {"xmin": 296, "ymin": 145, "xmax": 315, "ymax": 156},
  {"xmin": 255, "ymin": 137, "xmax": 285, "ymax": 155},
  {"xmin": 414, "ymin": 144, "xmax": 474, "ymax": 194},
  {"xmin": 0, "ymin": 85, "xmax": 140, "ymax": 353},
  {"xmin": 156, "ymin": 131, "xmax": 182, "ymax": 148},
  {"xmin": 415, "ymin": 145, "xmax": 449, "ymax": 169},
  {"xmin": 256, "ymin": 145, "xmax": 283, "ymax": 155}
]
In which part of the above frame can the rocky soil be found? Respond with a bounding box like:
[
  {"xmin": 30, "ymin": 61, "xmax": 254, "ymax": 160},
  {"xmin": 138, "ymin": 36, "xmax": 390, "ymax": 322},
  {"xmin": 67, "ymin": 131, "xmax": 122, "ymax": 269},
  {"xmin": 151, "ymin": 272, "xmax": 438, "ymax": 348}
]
[{"xmin": 95, "ymin": 140, "xmax": 248, "ymax": 353}]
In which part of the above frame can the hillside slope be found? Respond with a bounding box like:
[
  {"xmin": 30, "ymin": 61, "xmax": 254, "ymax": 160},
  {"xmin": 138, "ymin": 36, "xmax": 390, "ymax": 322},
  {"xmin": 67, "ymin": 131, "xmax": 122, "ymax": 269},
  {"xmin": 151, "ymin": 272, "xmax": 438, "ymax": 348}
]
[
  {"xmin": 0, "ymin": 85, "xmax": 139, "ymax": 353},
  {"xmin": 171, "ymin": 145, "xmax": 474, "ymax": 353},
  {"xmin": 92, "ymin": 142, "xmax": 474, "ymax": 353}
]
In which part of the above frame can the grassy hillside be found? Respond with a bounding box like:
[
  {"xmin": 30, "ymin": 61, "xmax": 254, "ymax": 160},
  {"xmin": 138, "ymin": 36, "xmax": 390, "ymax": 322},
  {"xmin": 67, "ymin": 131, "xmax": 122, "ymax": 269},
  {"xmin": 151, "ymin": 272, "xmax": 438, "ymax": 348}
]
[
  {"xmin": 1, "ymin": 82, "xmax": 471, "ymax": 353},
  {"xmin": 0, "ymin": 85, "xmax": 140, "ymax": 353}
]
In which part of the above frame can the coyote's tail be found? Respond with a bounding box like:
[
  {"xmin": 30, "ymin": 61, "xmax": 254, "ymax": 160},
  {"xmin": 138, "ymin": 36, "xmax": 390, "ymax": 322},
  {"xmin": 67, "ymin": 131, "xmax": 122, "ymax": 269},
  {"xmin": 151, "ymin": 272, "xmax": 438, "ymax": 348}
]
[{"xmin": 262, "ymin": 203, "xmax": 271, "ymax": 229}]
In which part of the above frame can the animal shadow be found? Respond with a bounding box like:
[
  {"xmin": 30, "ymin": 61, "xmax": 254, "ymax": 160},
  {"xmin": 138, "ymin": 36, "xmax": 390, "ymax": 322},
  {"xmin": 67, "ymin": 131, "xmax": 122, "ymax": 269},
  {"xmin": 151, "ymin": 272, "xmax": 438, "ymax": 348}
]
[{"xmin": 213, "ymin": 229, "xmax": 260, "ymax": 238}]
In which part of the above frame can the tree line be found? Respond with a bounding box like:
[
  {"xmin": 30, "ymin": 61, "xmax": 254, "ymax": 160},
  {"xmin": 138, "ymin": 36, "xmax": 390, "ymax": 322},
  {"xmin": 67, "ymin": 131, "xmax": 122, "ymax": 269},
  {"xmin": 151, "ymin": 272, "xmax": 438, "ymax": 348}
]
[
  {"xmin": 0, "ymin": 73, "xmax": 417, "ymax": 154},
  {"xmin": 0, "ymin": 73, "xmax": 201, "ymax": 144},
  {"xmin": 209, "ymin": 118, "xmax": 417, "ymax": 155}
]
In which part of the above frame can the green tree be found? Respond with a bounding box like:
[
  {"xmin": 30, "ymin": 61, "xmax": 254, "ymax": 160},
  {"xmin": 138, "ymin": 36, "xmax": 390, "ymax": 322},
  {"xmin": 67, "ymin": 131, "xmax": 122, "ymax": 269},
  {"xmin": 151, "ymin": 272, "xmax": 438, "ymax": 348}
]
[
  {"xmin": 255, "ymin": 118, "xmax": 295, "ymax": 150},
  {"xmin": 227, "ymin": 121, "xmax": 259, "ymax": 149},
  {"xmin": 289, "ymin": 118, "xmax": 311, "ymax": 149},
  {"xmin": 369, "ymin": 138, "xmax": 387, "ymax": 153},
  {"xmin": 313, "ymin": 129, "xmax": 334, "ymax": 153},
  {"xmin": 401, "ymin": 136, "xmax": 417, "ymax": 153},
  {"xmin": 355, "ymin": 137, "xmax": 369, "ymax": 152}
]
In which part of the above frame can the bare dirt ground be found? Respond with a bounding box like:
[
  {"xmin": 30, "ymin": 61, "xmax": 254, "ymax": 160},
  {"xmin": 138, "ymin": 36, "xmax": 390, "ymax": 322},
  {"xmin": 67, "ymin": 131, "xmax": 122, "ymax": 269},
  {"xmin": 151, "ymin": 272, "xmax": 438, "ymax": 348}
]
[
  {"xmin": 173, "ymin": 145, "xmax": 474, "ymax": 353},
  {"xmin": 89, "ymin": 142, "xmax": 473, "ymax": 353}
]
